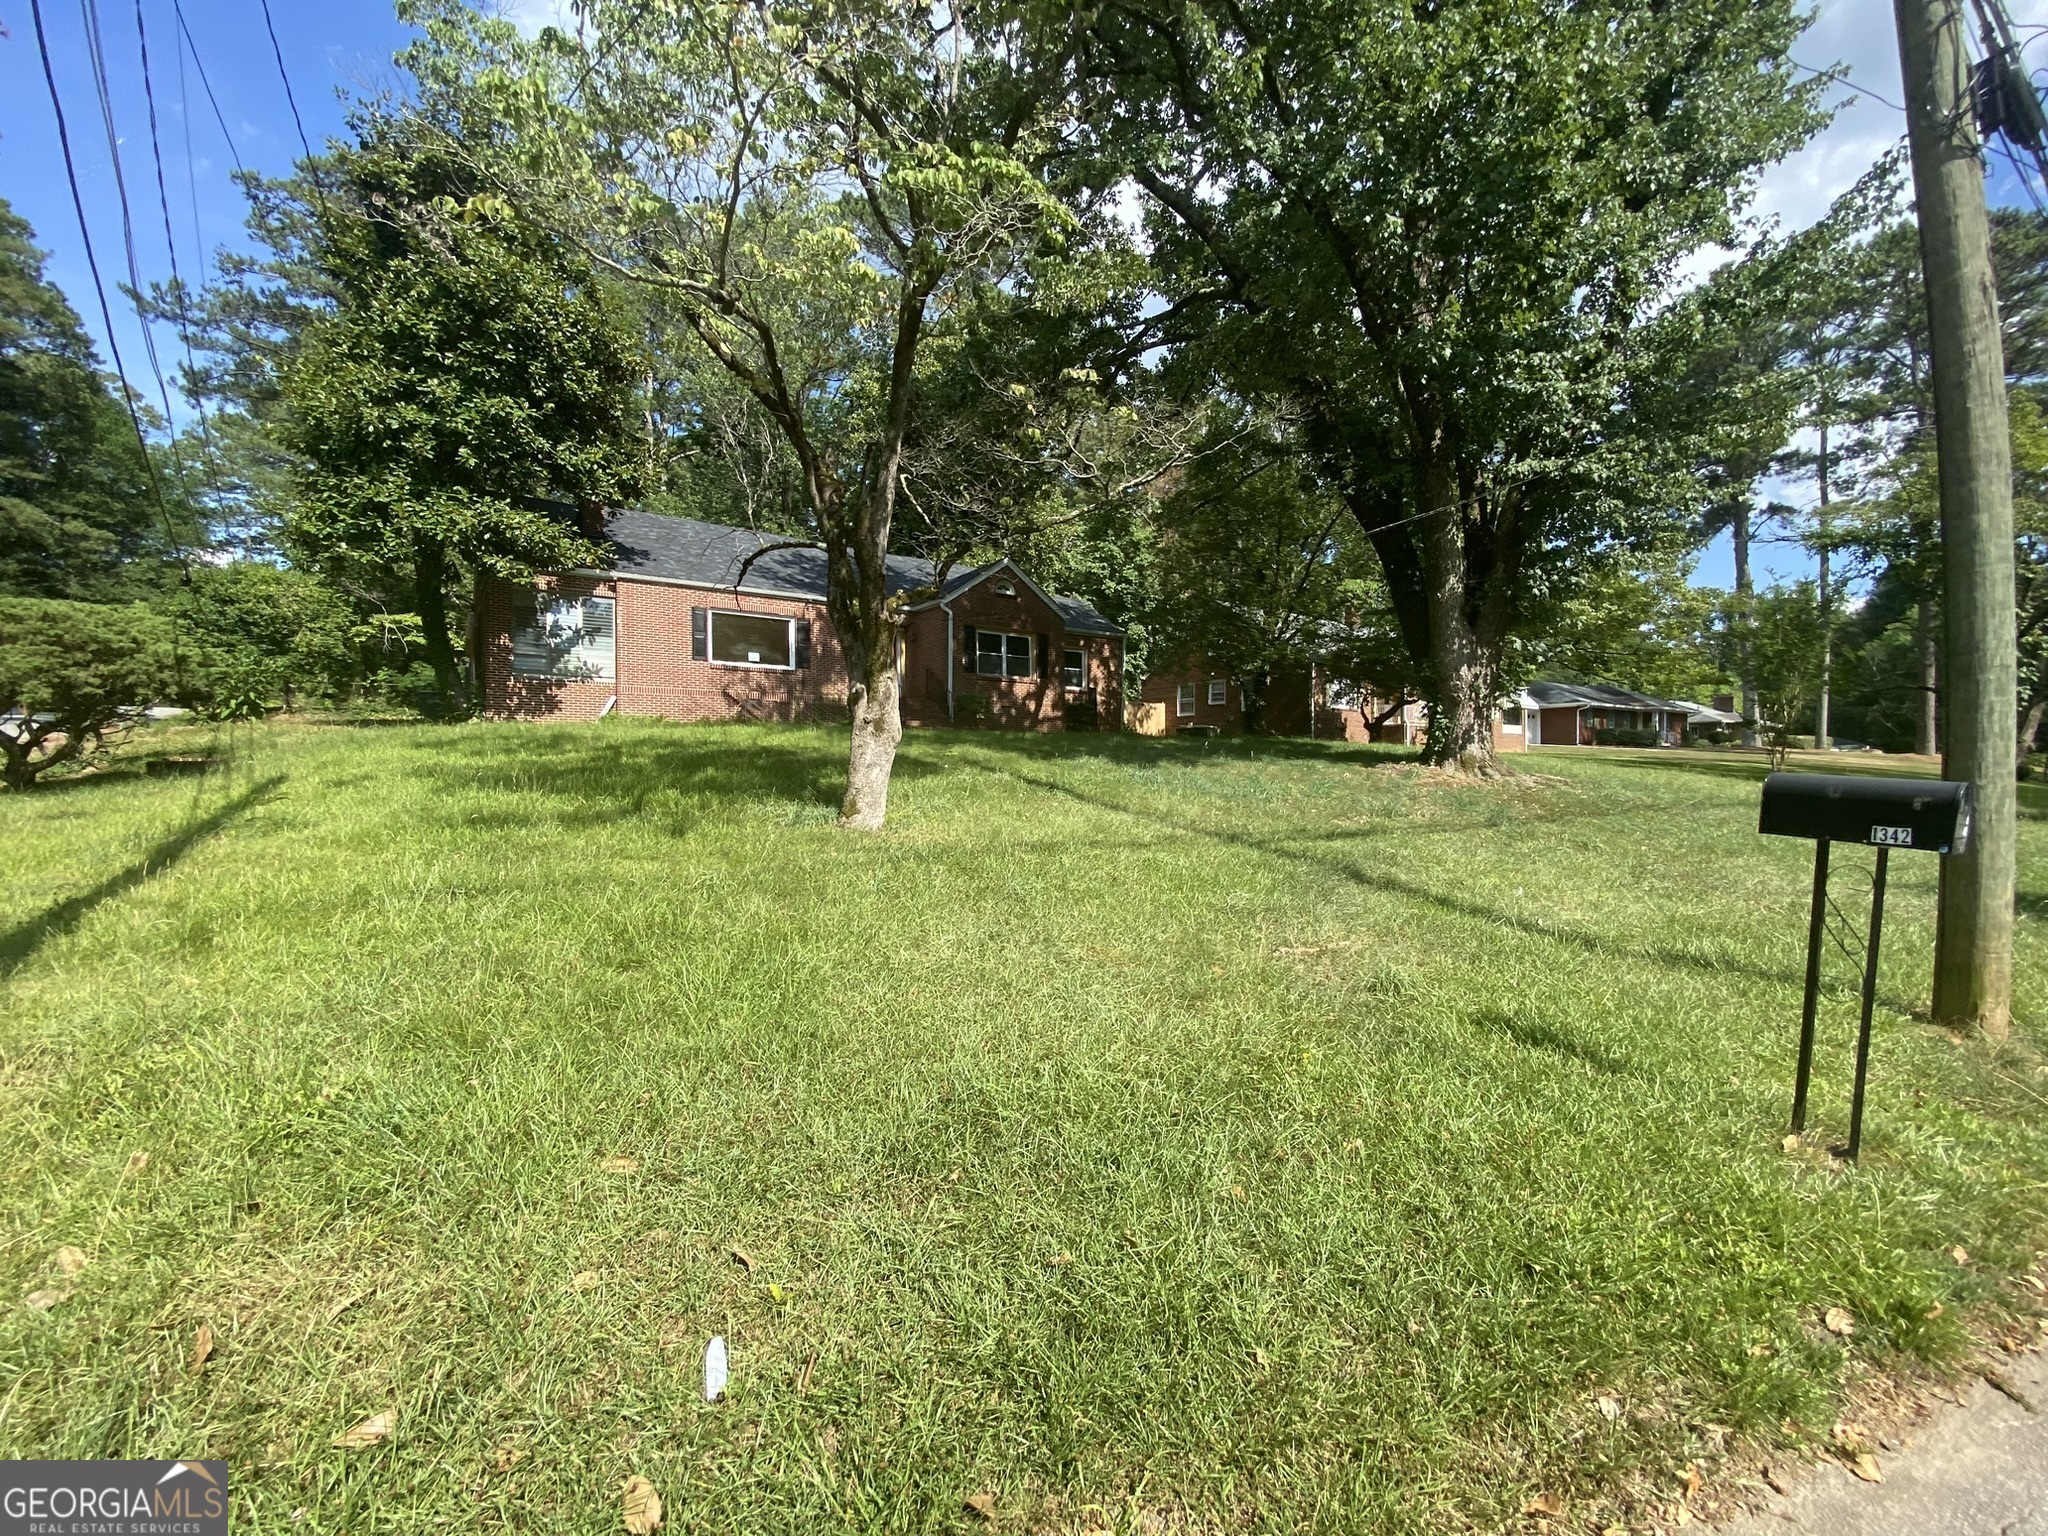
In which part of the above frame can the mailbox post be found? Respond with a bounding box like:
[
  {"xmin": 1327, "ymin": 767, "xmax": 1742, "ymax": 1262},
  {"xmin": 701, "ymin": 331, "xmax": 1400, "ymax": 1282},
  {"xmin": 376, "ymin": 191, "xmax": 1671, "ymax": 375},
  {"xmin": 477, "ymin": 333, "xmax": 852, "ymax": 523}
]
[{"xmin": 1758, "ymin": 773, "xmax": 1972, "ymax": 1160}]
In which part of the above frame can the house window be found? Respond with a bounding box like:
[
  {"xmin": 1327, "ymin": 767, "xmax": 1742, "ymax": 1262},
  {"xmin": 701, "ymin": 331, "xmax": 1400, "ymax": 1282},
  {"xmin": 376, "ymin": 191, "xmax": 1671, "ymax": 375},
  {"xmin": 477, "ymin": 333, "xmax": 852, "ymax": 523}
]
[
  {"xmin": 1176, "ymin": 682, "xmax": 1196, "ymax": 716},
  {"xmin": 1061, "ymin": 645, "xmax": 1086, "ymax": 689},
  {"xmin": 709, "ymin": 610, "xmax": 794, "ymax": 668},
  {"xmin": 1501, "ymin": 703, "xmax": 1523, "ymax": 732},
  {"xmin": 512, "ymin": 594, "xmax": 616, "ymax": 680},
  {"xmin": 975, "ymin": 630, "xmax": 1032, "ymax": 677},
  {"xmin": 1207, "ymin": 679, "xmax": 1228, "ymax": 706}
]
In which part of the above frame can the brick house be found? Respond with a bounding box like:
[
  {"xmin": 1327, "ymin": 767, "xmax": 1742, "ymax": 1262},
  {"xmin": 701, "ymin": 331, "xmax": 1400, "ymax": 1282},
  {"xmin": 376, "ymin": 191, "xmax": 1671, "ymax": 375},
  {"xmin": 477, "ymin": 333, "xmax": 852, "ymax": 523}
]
[
  {"xmin": 474, "ymin": 509, "xmax": 1123, "ymax": 730},
  {"xmin": 1130, "ymin": 658, "xmax": 1531, "ymax": 753},
  {"xmin": 1526, "ymin": 680, "xmax": 1692, "ymax": 746}
]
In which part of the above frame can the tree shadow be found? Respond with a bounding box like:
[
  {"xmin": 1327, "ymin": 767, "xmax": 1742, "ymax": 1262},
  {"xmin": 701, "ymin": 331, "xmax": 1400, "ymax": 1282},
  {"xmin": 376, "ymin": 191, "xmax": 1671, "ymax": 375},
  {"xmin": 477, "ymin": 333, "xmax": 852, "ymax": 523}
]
[
  {"xmin": 0, "ymin": 775, "xmax": 285, "ymax": 982},
  {"xmin": 979, "ymin": 762, "xmax": 1866, "ymax": 997},
  {"xmin": 1470, "ymin": 1006, "xmax": 1641, "ymax": 1077},
  {"xmin": 414, "ymin": 724, "xmax": 937, "ymax": 832},
  {"xmin": 911, "ymin": 725, "xmax": 1417, "ymax": 773}
]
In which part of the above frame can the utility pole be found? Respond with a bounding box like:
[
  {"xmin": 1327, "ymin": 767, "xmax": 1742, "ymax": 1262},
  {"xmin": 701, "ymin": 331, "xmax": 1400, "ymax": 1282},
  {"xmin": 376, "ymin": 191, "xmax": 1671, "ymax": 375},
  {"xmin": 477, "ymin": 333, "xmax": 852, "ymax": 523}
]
[
  {"xmin": 1815, "ymin": 424, "xmax": 1833, "ymax": 752},
  {"xmin": 1894, "ymin": 0, "xmax": 2017, "ymax": 1035}
]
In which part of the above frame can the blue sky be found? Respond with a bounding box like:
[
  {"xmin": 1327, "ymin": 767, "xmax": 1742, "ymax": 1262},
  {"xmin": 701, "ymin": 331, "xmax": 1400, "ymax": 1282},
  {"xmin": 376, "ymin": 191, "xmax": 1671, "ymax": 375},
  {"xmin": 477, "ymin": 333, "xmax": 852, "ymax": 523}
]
[{"xmin": 1, "ymin": 0, "xmax": 2042, "ymax": 592}]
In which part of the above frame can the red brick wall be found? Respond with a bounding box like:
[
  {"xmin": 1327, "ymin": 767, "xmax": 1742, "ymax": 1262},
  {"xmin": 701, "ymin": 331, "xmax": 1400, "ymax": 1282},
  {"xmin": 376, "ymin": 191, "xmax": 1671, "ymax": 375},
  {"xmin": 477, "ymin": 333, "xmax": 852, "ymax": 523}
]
[
  {"xmin": 478, "ymin": 575, "xmax": 849, "ymax": 724},
  {"xmin": 480, "ymin": 571, "xmax": 1121, "ymax": 731},
  {"xmin": 1138, "ymin": 665, "xmax": 1243, "ymax": 733},
  {"xmin": 901, "ymin": 578, "xmax": 1121, "ymax": 731}
]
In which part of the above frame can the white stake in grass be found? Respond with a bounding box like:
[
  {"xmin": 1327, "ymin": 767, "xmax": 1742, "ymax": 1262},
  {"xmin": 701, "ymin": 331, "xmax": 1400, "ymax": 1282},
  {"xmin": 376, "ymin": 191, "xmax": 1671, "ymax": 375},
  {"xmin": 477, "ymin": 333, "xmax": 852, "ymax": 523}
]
[{"xmin": 704, "ymin": 1335, "xmax": 728, "ymax": 1402}]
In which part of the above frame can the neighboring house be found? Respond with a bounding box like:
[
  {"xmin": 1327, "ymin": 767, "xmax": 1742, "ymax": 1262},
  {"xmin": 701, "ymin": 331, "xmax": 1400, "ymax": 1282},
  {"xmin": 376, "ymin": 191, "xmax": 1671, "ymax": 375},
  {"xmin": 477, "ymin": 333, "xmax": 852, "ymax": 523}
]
[
  {"xmin": 1129, "ymin": 660, "xmax": 1531, "ymax": 753},
  {"xmin": 1526, "ymin": 680, "xmax": 1693, "ymax": 746},
  {"xmin": 1678, "ymin": 696, "xmax": 1746, "ymax": 741},
  {"xmin": 476, "ymin": 509, "xmax": 1123, "ymax": 730}
]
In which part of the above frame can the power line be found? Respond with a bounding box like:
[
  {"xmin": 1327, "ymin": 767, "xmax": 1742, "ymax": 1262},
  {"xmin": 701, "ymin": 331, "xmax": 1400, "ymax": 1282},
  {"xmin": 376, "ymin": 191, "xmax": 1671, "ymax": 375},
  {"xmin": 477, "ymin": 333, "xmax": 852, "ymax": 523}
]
[
  {"xmin": 258, "ymin": 0, "xmax": 312, "ymax": 163},
  {"xmin": 172, "ymin": 0, "xmax": 243, "ymax": 169},
  {"xmin": 135, "ymin": 0, "xmax": 228, "ymax": 507},
  {"xmin": 77, "ymin": 0, "xmax": 199, "ymax": 527},
  {"xmin": 27, "ymin": 0, "xmax": 187, "ymax": 569},
  {"xmin": 1787, "ymin": 57, "xmax": 1909, "ymax": 116}
]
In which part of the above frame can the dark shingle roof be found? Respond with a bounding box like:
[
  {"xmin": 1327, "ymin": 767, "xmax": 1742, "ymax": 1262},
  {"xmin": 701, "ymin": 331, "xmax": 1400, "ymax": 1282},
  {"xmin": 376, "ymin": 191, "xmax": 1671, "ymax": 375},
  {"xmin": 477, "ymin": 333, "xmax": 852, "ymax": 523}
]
[
  {"xmin": 1527, "ymin": 680, "xmax": 1692, "ymax": 713},
  {"xmin": 596, "ymin": 510, "xmax": 1121, "ymax": 635}
]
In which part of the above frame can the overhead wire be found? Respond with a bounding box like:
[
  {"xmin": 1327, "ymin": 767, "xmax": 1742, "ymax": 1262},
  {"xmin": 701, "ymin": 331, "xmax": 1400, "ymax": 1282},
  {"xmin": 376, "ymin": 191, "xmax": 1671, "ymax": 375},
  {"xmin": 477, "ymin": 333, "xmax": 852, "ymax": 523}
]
[
  {"xmin": 26, "ymin": 0, "xmax": 188, "ymax": 575},
  {"xmin": 172, "ymin": 0, "xmax": 243, "ymax": 170},
  {"xmin": 257, "ymin": 0, "xmax": 313, "ymax": 163},
  {"xmin": 136, "ymin": 0, "xmax": 232, "ymax": 542}
]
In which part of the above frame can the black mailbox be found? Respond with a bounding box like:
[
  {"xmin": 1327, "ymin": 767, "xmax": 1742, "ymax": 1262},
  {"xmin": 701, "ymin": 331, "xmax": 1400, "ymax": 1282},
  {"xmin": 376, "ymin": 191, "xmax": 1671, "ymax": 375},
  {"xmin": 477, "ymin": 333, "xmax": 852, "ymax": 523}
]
[
  {"xmin": 1757, "ymin": 770, "xmax": 1972, "ymax": 1162},
  {"xmin": 1759, "ymin": 773, "xmax": 1972, "ymax": 854}
]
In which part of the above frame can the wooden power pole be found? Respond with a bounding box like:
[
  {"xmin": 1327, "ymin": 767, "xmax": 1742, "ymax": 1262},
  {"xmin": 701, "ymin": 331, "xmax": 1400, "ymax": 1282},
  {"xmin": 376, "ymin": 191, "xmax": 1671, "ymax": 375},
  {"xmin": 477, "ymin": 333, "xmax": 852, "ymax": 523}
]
[{"xmin": 1894, "ymin": 0, "xmax": 2017, "ymax": 1035}]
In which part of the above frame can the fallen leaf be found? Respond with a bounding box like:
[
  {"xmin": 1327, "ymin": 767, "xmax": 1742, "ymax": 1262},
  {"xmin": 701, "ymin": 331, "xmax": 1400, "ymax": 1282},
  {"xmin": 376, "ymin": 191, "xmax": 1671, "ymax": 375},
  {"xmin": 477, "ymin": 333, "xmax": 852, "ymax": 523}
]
[
  {"xmin": 492, "ymin": 1442, "xmax": 526, "ymax": 1472},
  {"xmin": 729, "ymin": 1247, "xmax": 755, "ymax": 1273},
  {"xmin": 1749, "ymin": 1343, "xmax": 1774, "ymax": 1357},
  {"xmin": 124, "ymin": 1151, "xmax": 150, "ymax": 1177},
  {"xmin": 1763, "ymin": 1466, "xmax": 1790, "ymax": 1496},
  {"xmin": 963, "ymin": 1491, "xmax": 997, "ymax": 1521},
  {"xmin": 600, "ymin": 1156, "xmax": 639, "ymax": 1174},
  {"xmin": 53, "ymin": 1246, "xmax": 87, "ymax": 1278},
  {"xmin": 796, "ymin": 1353, "xmax": 816, "ymax": 1397},
  {"xmin": 622, "ymin": 1474, "xmax": 663, "ymax": 1534},
  {"xmin": 1782, "ymin": 1133, "xmax": 1801, "ymax": 1153},
  {"xmin": 1950, "ymin": 1245, "xmax": 1970, "ymax": 1266},
  {"xmin": 1048, "ymin": 1253, "xmax": 1072, "ymax": 1268},
  {"xmin": 1342, "ymin": 1138, "xmax": 1363, "ymax": 1153},
  {"xmin": 1925, "ymin": 1301, "xmax": 1945, "ymax": 1320},
  {"xmin": 569, "ymin": 1270, "xmax": 601, "ymax": 1293},
  {"xmin": 332, "ymin": 1410, "xmax": 396, "ymax": 1450},
  {"xmin": 189, "ymin": 1324, "xmax": 214, "ymax": 1375},
  {"xmin": 325, "ymin": 1287, "xmax": 372, "ymax": 1323},
  {"xmin": 1596, "ymin": 1394, "xmax": 1623, "ymax": 1421},
  {"xmin": 23, "ymin": 1287, "xmax": 68, "ymax": 1312},
  {"xmin": 1824, "ymin": 1307, "xmax": 1856, "ymax": 1337},
  {"xmin": 1683, "ymin": 1464, "xmax": 1703, "ymax": 1499},
  {"xmin": 1228, "ymin": 1185, "xmax": 1246, "ymax": 1202},
  {"xmin": 1521, "ymin": 1490, "xmax": 1566, "ymax": 1517},
  {"xmin": 1848, "ymin": 1453, "xmax": 1883, "ymax": 1484},
  {"xmin": 1251, "ymin": 1348, "xmax": 1270, "ymax": 1368}
]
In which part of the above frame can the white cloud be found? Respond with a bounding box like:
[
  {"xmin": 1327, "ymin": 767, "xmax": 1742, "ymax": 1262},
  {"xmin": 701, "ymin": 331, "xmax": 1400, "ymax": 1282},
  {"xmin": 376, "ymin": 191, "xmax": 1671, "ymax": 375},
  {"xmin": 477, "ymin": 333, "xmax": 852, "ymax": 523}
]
[{"xmin": 492, "ymin": 0, "xmax": 580, "ymax": 37}]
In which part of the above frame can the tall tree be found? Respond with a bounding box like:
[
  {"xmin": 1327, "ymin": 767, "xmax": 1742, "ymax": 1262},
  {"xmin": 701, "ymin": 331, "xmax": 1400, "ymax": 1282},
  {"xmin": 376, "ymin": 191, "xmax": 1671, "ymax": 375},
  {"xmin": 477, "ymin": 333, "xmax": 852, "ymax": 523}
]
[
  {"xmin": 403, "ymin": 0, "xmax": 1078, "ymax": 824},
  {"xmin": 1072, "ymin": 0, "xmax": 1823, "ymax": 770},
  {"xmin": 0, "ymin": 197, "xmax": 175, "ymax": 599},
  {"xmin": 280, "ymin": 120, "xmax": 648, "ymax": 715}
]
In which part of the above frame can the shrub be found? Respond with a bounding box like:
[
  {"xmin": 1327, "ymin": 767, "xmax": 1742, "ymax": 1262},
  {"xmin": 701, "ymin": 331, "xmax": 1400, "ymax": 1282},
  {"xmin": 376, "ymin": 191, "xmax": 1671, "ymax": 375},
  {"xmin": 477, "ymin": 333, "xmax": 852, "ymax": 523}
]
[
  {"xmin": 1591, "ymin": 726, "xmax": 1661, "ymax": 748},
  {"xmin": 0, "ymin": 598, "xmax": 180, "ymax": 788}
]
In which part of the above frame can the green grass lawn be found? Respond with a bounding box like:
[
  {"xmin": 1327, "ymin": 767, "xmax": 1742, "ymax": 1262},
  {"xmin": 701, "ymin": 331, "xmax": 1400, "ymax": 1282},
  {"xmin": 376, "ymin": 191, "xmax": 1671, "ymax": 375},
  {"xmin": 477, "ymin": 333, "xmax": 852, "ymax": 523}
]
[{"xmin": 1, "ymin": 721, "xmax": 2044, "ymax": 1534}]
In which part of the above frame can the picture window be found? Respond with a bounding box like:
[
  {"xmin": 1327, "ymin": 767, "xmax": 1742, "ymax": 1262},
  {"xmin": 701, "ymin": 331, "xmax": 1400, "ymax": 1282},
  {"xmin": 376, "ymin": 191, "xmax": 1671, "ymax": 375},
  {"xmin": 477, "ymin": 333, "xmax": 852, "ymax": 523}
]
[
  {"xmin": 976, "ymin": 630, "xmax": 1033, "ymax": 678},
  {"xmin": 512, "ymin": 595, "xmax": 616, "ymax": 680},
  {"xmin": 710, "ymin": 611, "xmax": 794, "ymax": 669}
]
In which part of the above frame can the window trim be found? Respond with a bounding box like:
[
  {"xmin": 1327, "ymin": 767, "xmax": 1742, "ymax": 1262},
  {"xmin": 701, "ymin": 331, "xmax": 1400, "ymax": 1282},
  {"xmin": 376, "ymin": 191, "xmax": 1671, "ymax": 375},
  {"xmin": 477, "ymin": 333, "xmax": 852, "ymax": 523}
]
[
  {"xmin": 707, "ymin": 608, "xmax": 797, "ymax": 671},
  {"xmin": 1061, "ymin": 644, "xmax": 1087, "ymax": 691},
  {"xmin": 1176, "ymin": 682, "xmax": 1196, "ymax": 716},
  {"xmin": 1207, "ymin": 678, "xmax": 1228, "ymax": 707},
  {"xmin": 974, "ymin": 628, "xmax": 1034, "ymax": 679}
]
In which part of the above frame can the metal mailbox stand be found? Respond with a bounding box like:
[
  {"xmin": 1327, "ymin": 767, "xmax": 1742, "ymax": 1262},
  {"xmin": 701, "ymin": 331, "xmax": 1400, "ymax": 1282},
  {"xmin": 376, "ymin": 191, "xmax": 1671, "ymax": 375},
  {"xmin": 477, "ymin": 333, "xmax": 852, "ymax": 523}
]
[{"xmin": 1760, "ymin": 773, "xmax": 1971, "ymax": 1162}]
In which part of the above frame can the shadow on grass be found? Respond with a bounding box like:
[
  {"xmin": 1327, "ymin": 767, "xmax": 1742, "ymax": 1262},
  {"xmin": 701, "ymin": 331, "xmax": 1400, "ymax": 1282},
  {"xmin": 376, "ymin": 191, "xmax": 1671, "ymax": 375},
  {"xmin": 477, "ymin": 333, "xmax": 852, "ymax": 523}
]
[
  {"xmin": 0, "ymin": 775, "xmax": 284, "ymax": 982},
  {"xmin": 1473, "ymin": 1006, "xmax": 1641, "ymax": 1077},
  {"xmin": 417, "ymin": 724, "xmax": 938, "ymax": 830},
  {"xmin": 983, "ymin": 761, "xmax": 1829, "ymax": 995}
]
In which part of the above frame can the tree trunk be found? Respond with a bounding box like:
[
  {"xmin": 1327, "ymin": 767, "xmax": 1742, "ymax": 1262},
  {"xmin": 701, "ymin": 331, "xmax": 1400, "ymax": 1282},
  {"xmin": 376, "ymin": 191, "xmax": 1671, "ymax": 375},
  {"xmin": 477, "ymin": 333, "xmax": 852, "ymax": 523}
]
[
  {"xmin": 1916, "ymin": 597, "xmax": 1939, "ymax": 756},
  {"xmin": 2018, "ymin": 693, "xmax": 2045, "ymax": 774},
  {"xmin": 1416, "ymin": 455, "xmax": 1501, "ymax": 772},
  {"xmin": 1733, "ymin": 504, "xmax": 1758, "ymax": 746},
  {"xmin": 841, "ymin": 640, "xmax": 902, "ymax": 830},
  {"xmin": 413, "ymin": 538, "xmax": 464, "ymax": 721},
  {"xmin": 1897, "ymin": 0, "xmax": 2018, "ymax": 1036}
]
